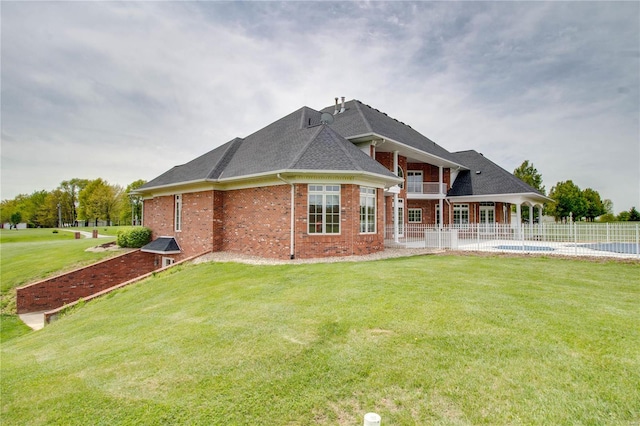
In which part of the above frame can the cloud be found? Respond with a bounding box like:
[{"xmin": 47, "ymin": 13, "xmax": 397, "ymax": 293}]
[{"xmin": 1, "ymin": 1, "xmax": 638, "ymax": 212}]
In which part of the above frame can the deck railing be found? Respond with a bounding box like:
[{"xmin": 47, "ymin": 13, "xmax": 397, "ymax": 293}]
[
  {"xmin": 384, "ymin": 223, "xmax": 640, "ymax": 258},
  {"xmin": 406, "ymin": 182, "xmax": 448, "ymax": 194}
]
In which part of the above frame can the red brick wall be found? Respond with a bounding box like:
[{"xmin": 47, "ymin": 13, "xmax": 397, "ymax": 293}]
[
  {"xmin": 144, "ymin": 191, "xmax": 215, "ymax": 260},
  {"xmin": 220, "ymin": 185, "xmax": 291, "ymax": 258},
  {"xmin": 143, "ymin": 184, "xmax": 387, "ymax": 260},
  {"xmin": 295, "ymin": 184, "xmax": 384, "ymax": 258},
  {"xmin": 407, "ymin": 162, "xmax": 451, "ymax": 190},
  {"xmin": 16, "ymin": 250, "xmax": 159, "ymax": 314}
]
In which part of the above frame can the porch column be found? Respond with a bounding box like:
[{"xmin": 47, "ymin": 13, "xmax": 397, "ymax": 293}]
[
  {"xmin": 529, "ymin": 205, "xmax": 534, "ymax": 236},
  {"xmin": 438, "ymin": 166, "xmax": 444, "ymax": 229},
  {"xmin": 393, "ymin": 150, "xmax": 399, "ymax": 243},
  {"xmin": 516, "ymin": 203, "xmax": 522, "ymax": 239},
  {"xmin": 538, "ymin": 205, "xmax": 544, "ymax": 235}
]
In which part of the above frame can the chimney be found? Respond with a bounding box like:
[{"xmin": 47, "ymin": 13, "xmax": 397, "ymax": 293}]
[
  {"xmin": 340, "ymin": 96, "xmax": 345, "ymax": 114},
  {"xmin": 334, "ymin": 97, "xmax": 339, "ymax": 115}
]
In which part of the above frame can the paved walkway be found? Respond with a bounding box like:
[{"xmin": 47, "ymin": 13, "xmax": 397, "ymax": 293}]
[
  {"xmin": 18, "ymin": 311, "xmax": 46, "ymax": 330},
  {"xmin": 60, "ymin": 229, "xmax": 111, "ymax": 238}
]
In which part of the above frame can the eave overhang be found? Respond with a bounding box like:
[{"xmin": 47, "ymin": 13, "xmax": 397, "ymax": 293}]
[
  {"xmin": 447, "ymin": 192, "xmax": 553, "ymax": 206},
  {"xmin": 347, "ymin": 132, "xmax": 467, "ymax": 170},
  {"xmin": 135, "ymin": 169, "xmax": 404, "ymax": 197}
]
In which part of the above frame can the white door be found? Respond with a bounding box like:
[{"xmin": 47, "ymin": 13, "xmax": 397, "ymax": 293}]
[
  {"xmin": 393, "ymin": 199, "xmax": 404, "ymax": 238},
  {"xmin": 479, "ymin": 206, "xmax": 495, "ymax": 233}
]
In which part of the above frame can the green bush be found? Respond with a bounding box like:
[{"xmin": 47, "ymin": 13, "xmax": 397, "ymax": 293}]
[{"xmin": 116, "ymin": 227, "xmax": 151, "ymax": 248}]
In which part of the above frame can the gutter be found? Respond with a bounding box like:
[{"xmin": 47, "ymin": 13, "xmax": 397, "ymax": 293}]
[{"xmin": 276, "ymin": 173, "xmax": 296, "ymax": 259}]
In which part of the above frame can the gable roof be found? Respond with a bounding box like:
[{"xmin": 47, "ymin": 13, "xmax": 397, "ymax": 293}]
[
  {"xmin": 320, "ymin": 100, "xmax": 463, "ymax": 166},
  {"xmin": 138, "ymin": 106, "xmax": 400, "ymax": 192},
  {"xmin": 448, "ymin": 150, "xmax": 551, "ymax": 202}
]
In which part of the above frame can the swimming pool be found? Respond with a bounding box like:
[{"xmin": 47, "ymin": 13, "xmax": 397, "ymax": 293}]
[{"xmin": 494, "ymin": 245, "xmax": 555, "ymax": 252}]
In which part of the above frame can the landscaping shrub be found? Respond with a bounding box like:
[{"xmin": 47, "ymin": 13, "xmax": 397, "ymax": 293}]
[{"xmin": 116, "ymin": 227, "xmax": 151, "ymax": 248}]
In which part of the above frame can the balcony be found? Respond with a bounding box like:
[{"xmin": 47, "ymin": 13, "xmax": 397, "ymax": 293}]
[{"xmin": 406, "ymin": 182, "xmax": 448, "ymax": 199}]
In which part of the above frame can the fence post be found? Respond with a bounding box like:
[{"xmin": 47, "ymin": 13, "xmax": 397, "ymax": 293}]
[{"xmin": 636, "ymin": 223, "xmax": 640, "ymax": 259}]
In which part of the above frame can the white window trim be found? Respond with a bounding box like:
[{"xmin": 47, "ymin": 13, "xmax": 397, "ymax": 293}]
[
  {"xmin": 408, "ymin": 208, "xmax": 422, "ymax": 223},
  {"xmin": 359, "ymin": 187, "xmax": 376, "ymax": 234},
  {"xmin": 175, "ymin": 194, "xmax": 182, "ymax": 232},
  {"xmin": 453, "ymin": 203, "xmax": 470, "ymax": 227},
  {"xmin": 407, "ymin": 170, "xmax": 423, "ymax": 193},
  {"xmin": 308, "ymin": 185, "xmax": 341, "ymax": 235}
]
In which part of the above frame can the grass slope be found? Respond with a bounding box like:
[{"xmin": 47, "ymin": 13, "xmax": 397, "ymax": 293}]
[
  {"xmin": 1, "ymin": 255, "xmax": 639, "ymax": 425},
  {"xmin": 0, "ymin": 229, "xmax": 120, "ymax": 315}
]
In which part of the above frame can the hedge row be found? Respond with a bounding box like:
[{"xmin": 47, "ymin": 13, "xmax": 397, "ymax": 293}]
[{"xmin": 116, "ymin": 227, "xmax": 152, "ymax": 248}]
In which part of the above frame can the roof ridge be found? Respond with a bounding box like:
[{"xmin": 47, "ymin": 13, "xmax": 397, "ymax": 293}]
[
  {"xmin": 206, "ymin": 137, "xmax": 244, "ymax": 180},
  {"xmin": 288, "ymin": 125, "xmax": 326, "ymax": 169},
  {"xmin": 353, "ymin": 100, "xmax": 374, "ymax": 134}
]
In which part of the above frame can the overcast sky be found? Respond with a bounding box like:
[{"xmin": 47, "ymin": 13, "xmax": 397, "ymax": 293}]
[{"xmin": 2, "ymin": 1, "xmax": 639, "ymax": 212}]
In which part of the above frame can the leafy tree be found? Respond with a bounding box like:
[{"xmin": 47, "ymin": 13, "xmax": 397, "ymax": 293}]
[
  {"xmin": 9, "ymin": 212, "xmax": 22, "ymax": 229},
  {"xmin": 547, "ymin": 180, "xmax": 586, "ymax": 221},
  {"xmin": 119, "ymin": 179, "xmax": 146, "ymax": 225},
  {"xmin": 513, "ymin": 160, "xmax": 546, "ymax": 222},
  {"xmin": 582, "ymin": 188, "xmax": 606, "ymax": 221},
  {"xmin": 618, "ymin": 210, "xmax": 630, "ymax": 221},
  {"xmin": 78, "ymin": 179, "xmax": 123, "ymax": 226},
  {"xmin": 59, "ymin": 178, "xmax": 89, "ymax": 225},
  {"xmin": 629, "ymin": 207, "xmax": 640, "ymax": 221},
  {"xmin": 603, "ymin": 199, "xmax": 614, "ymax": 215},
  {"xmin": 513, "ymin": 160, "xmax": 545, "ymax": 194}
]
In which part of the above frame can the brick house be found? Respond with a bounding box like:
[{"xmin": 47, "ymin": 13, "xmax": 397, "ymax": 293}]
[{"xmin": 136, "ymin": 98, "xmax": 549, "ymax": 260}]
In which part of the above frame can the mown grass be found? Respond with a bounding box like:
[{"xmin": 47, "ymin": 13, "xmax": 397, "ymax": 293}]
[
  {"xmin": 1, "ymin": 255, "xmax": 638, "ymax": 425},
  {"xmin": 0, "ymin": 228, "xmax": 121, "ymax": 316}
]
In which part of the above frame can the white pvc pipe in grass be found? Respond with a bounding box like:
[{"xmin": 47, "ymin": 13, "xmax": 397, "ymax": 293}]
[{"xmin": 364, "ymin": 412, "xmax": 381, "ymax": 426}]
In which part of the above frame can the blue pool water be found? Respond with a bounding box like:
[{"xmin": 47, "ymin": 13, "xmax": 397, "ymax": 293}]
[
  {"xmin": 495, "ymin": 245, "xmax": 555, "ymax": 252},
  {"xmin": 579, "ymin": 243, "xmax": 639, "ymax": 254}
]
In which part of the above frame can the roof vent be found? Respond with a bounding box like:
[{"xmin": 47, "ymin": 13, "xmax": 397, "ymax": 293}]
[
  {"xmin": 334, "ymin": 97, "xmax": 339, "ymax": 115},
  {"xmin": 476, "ymin": 170, "xmax": 482, "ymax": 174},
  {"xmin": 339, "ymin": 96, "xmax": 345, "ymax": 114}
]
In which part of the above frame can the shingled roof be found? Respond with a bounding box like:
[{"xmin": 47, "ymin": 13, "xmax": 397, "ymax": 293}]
[
  {"xmin": 320, "ymin": 99, "xmax": 462, "ymax": 165},
  {"xmin": 448, "ymin": 150, "xmax": 548, "ymax": 199},
  {"xmin": 139, "ymin": 106, "xmax": 400, "ymax": 191}
]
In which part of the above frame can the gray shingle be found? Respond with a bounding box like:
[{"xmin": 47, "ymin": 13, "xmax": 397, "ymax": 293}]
[
  {"xmin": 320, "ymin": 100, "xmax": 461, "ymax": 164},
  {"xmin": 448, "ymin": 150, "xmax": 545, "ymax": 196}
]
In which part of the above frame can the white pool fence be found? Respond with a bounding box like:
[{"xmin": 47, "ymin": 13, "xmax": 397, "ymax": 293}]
[{"xmin": 385, "ymin": 223, "xmax": 640, "ymax": 259}]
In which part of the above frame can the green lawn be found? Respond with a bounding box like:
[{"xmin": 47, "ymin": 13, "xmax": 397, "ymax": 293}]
[
  {"xmin": 1, "ymin": 255, "xmax": 638, "ymax": 425},
  {"xmin": 0, "ymin": 228, "xmax": 121, "ymax": 315}
]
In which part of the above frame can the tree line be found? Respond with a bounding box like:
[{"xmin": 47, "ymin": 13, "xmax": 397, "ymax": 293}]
[
  {"xmin": 513, "ymin": 160, "xmax": 639, "ymax": 222},
  {"xmin": 1, "ymin": 178, "xmax": 146, "ymax": 228}
]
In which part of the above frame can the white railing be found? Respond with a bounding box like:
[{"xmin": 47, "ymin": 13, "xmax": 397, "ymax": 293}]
[
  {"xmin": 385, "ymin": 223, "xmax": 640, "ymax": 258},
  {"xmin": 407, "ymin": 182, "xmax": 448, "ymax": 194}
]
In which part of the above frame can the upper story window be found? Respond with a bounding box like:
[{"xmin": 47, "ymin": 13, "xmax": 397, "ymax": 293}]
[
  {"xmin": 407, "ymin": 171, "xmax": 423, "ymax": 193},
  {"xmin": 397, "ymin": 166, "xmax": 404, "ymax": 189},
  {"xmin": 359, "ymin": 187, "xmax": 376, "ymax": 233},
  {"xmin": 308, "ymin": 185, "xmax": 340, "ymax": 234},
  {"xmin": 175, "ymin": 194, "xmax": 182, "ymax": 232}
]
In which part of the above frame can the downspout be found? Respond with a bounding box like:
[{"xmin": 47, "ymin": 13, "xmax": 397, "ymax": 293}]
[{"xmin": 277, "ymin": 174, "xmax": 295, "ymax": 259}]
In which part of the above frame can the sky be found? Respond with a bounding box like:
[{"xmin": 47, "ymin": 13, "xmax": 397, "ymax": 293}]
[{"xmin": 2, "ymin": 1, "xmax": 639, "ymax": 213}]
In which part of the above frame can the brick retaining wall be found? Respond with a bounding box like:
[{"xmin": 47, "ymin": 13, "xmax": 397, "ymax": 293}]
[{"xmin": 16, "ymin": 250, "xmax": 161, "ymax": 314}]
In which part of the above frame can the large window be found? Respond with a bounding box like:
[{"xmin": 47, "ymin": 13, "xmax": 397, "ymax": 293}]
[
  {"xmin": 408, "ymin": 208, "xmax": 422, "ymax": 223},
  {"xmin": 175, "ymin": 194, "xmax": 182, "ymax": 232},
  {"xmin": 359, "ymin": 187, "xmax": 376, "ymax": 233},
  {"xmin": 308, "ymin": 185, "xmax": 340, "ymax": 234},
  {"xmin": 453, "ymin": 204, "xmax": 469, "ymax": 226},
  {"xmin": 407, "ymin": 171, "xmax": 423, "ymax": 193}
]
